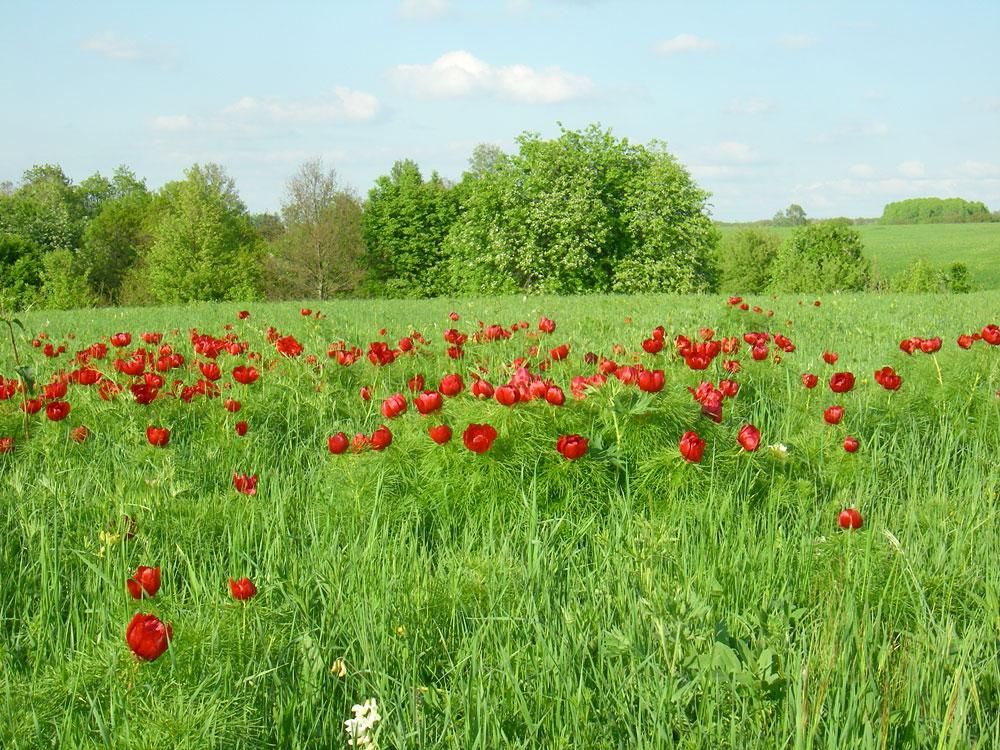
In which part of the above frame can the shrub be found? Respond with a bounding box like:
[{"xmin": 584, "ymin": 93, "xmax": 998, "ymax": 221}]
[
  {"xmin": 716, "ymin": 228, "xmax": 781, "ymax": 292},
  {"xmin": 892, "ymin": 259, "xmax": 944, "ymax": 293},
  {"xmin": 769, "ymin": 222, "xmax": 870, "ymax": 292},
  {"xmin": 945, "ymin": 262, "xmax": 972, "ymax": 293},
  {"xmin": 37, "ymin": 249, "xmax": 97, "ymax": 310}
]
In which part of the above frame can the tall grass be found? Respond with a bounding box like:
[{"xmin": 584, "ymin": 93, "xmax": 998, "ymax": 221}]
[{"xmin": 1, "ymin": 292, "xmax": 998, "ymax": 748}]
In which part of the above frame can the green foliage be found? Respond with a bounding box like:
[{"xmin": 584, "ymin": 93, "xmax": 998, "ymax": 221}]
[
  {"xmin": 716, "ymin": 228, "xmax": 782, "ymax": 292},
  {"xmin": 770, "ymin": 221, "xmax": 871, "ymax": 292},
  {"xmin": 771, "ymin": 203, "xmax": 808, "ymax": 227},
  {"xmin": 0, "ymin": 234, "xmax": 43, "ymax": 310},
  {"xmin": 446, "ymin": 125, "xmax": 718, "ymax": 295},
  {"xmin": 37, "ymin": 248, "xmax": 96, "ymax": 310},
  {"xmin": 78, "ymin": 189, "xmax": 152, "ymax": 304},
  {"xmin": 881, "ymin": 197, "xmax": 994, "ymax": 224},
  {"xmin": 945, "ymin": 262, "xmax": 972, "ymax": 293},
  {"xmin": 892, "ymin": 258, "xmax": 945, "ymax": 293},
  {"xmin": 143, "ymin": 164, "xmax": 262, "ymax": 303},
  {"xmin": 361, "ymin": 160, "xmax": 459, "ymax": 297}
]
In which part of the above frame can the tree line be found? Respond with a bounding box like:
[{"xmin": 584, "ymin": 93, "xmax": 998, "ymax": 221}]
[{"xmin": 3, "ymin": 123, "xmax": 956, "ymax": 311}]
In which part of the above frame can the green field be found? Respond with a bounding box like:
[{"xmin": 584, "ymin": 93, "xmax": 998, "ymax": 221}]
[
  {"xmin": 719, "ymin": 222, "xmax": 1000, "ymax": 289},
  {"xmin": 2, "ymin": 293, "xmax": 999, "ymax": 748}
]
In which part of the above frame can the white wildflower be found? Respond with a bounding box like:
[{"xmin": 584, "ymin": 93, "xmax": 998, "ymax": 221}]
[
  {"xmin": 344, "ymin": 698, "xmax": 380, "ymax": 748},
  {"xmin": 767, "ymin": 443, "xmax": 789, "ymax": 460}
]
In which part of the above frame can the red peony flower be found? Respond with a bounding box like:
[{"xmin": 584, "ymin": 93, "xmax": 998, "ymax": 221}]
[
  {"xmin": 439, "ymin": 373, "xmax": 464, "ymax": 397},
  {"xmin": 829, "ymin": 372, "xmax": 855, "ymax": 394},
  {"xmin": 637, "ymin": 369, "xmax": 664, "ymax": 393},
  {"xmin": 110, "ymin": 332, "xmax": 132, "ymax": 348},
  {"xmin": 538, "ymin": 316, "xmax": 556, "ymax": 334},
  {"xmin": 369, "ymin": 425, "xmax": 392, "ymax": 451},
  {"xmin": 0, "ymin": 437, "xmax": 13, "ymax": 454},
  {"xmin": 229, "ymin": 577, "xmax": 257, "ymax": 601},
  {"xmin": 232, "ymin": 365, "xmax": 259, "ymax": 385},
  {"xmin": 45, "ymin": 401, "xmax": 71, "ymax": 421},
  {"xmin": 429, "ymin": 424, "xmax": 452, "ymax": 444},
  {"xmin": 275, "ymin": 335, "xmax": 303, "ymax": 357},
  {"xmin": 843, "ymin": 436, "xmax": 860, "ymax": 453},
  {"xmin": 235, "ymin": 421, "xmax": 248, "ymax": 436},
  {"xmin": 471, "ymin": 379, "xmax": 494, "ymax": 399},
  {"xmin": 494, "ymin": 385, "xmax": 519, "ymax": 407},
  {"xmin": 463, "ymin": 423, "xmax": 497, "ymax": 454},
  {"xmin": 801, "ymin": 373, "xmax": 818, "ymax": 389},
  {"xmin": 556, "ymin": 434, "xmax": 588, "ymax": 460},
  {"xmin": 127, "ymin": 566, "xmax": 161, "ymax": 599},
  {"xmin": 381, "ymin": 393, "xmax": 408, "ymax": 419},
  {"xmin": 414, "ymin": 390, "xmax": 443, "ymax": 415},
  {"xmin": 146, "ymin": 426, "xmax": 170, "ymax": 448},
  {"xmin": 70, "ymin": 425, "xmax": 90, "ymax": 443},
  {"xmin": 679, "ymin": 431, "xmax": 706, "ymax": 463},
  {"xmin": 224, "ymin": 398, "xmax": 241, "ymax": 413},
  {"xmin": 838, "ymin": 508, "xmax": 863, "ymax": 530},
  {"xmin": 199, "ymin": 362, "xmax": 221, "ymax": 381},
  {"xmin": 822, "ymin": 351, "xmax": 838, "ymax": 365},
  {"xmin": 126, "ymin": 612, "xmax": 172, "ymax": 661},
  {"xmin": 545, "ymin": 385, "xmax": 565, "ymax": 406},
  {"xmin": 328, "ymin": 432, "xmax": 349, "ymax": 454},
  {"xmin": 737, "ymin": 424, "xmax": 761, "ymax": 452},
  {"xmin": 233, "ymin": 473, "xmax": 258, "ymax": 495},
  {"xmin": 823, "ymin": 405, "xmax": 844, "ymax": 425},
  {"xmin": 237, "ymin": 310, "xmax": 250, "ymax": 320}
]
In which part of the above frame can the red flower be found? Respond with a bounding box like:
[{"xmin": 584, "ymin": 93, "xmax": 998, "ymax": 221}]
[
  {"xmin": 545, "ymin": 385, "xmax": 565, "ymax": 406},
  {"xmin": 44, "ymin": 380, "xmax": 68, "ymax": 399},
  {"xmin": 360, "ymin": 386, "xmax": 371, "ymax": 401},
  {"xmin": 45, "ymin": 401, "xmax": 71, "ymax": 421},
  {"xmin": 801, "ymin": 373, "xmax": 818, "ymax": 389},
  {"xmin": 471, "ymin": 379, "xmax": 494, "ymax": 399},
  {"xmin": 224, "ymin": 398, "xmax": 241, "ymax": 413},
  {"xmin": 463, "ymin": 423, "xmax": 497, "ymax": 454},
  {"xmin": 369, "ymin": 425, "xmax": 392, "ymax": 451},
  {"xmin": 439, "ymin": 373, "xmax": 464, "ymax": 396},
  {"xmin": 237, "ymin": 310, "xmax": 250, "ymax": 320},
  {"xmin": 843, "ymin": 436, "xmax": 860, "ymax": 453},
  {"xmin": 982, "ymin": 324, "xmax": 1000, "ymax": 345},
  {"xmin": 275, "ymin": 335, "xmax": 303, "ymax": 357},
  {"xmin": 873, "ymin": 366, "xmax": 902, "ymax": 391},
  {"xmin": 145, "ymin": 426, "xmax": 170, "ymax": 447},
  {"xmin": 229, "ymin": 577, "xmax": 257, "ymax": 601},
  {"xmin": 637, "ymin": 369, "xmax": 664, "ymax": 393},
  {"xmin": 126, "ymin": 612, "xmax": 172, "ymax": 661},
  {"xmin": 449, "ymin": 311, "xmax": 459, "ymax": 321},
  {"xmin": 919, "ymin": 337, "xmax": 942, "ymax": 354},
  {"xmin": 0, "ymin": 437, "xmax": 13, "ymax": 454},
  {"xmin": 232, "ymin": 365, "xmax": 259, "ymax": 385},
  {"xmin": 494, "ymin": 385, "xmax": 519, "ymax": 407},
  {"xmin": 642, "ymin": 337, "xmax": 663, "ymax": 354},
  {"xmin": 70, "ymin": 425, "xmax": 90, "ymax": 443},
  {"xmin": 679, "ymin": 431, "xmax": 706, "ymax": 463},
  {"xmin": 429, "ymin": 424, "xmax": 452, "ymax": 444},
  {"xmin": 829, "ymin": 372, "xmax": 855, "ymax": 394},
  {"xmin": 141, "ymin": 332, "xmax": 163, "ymax": 345},
  {"xmin": 737, "ymin": 424, "xmax": 761, "ymax": 452},
  {"xmin": 199, "ymin": 361, "xmax": 221, "ymax": 381},
  {"xmin": 235, "ymin": 421, "xmax": 248, "ymax": 436},
  {"xmin": 957, "ymin": 334, "xmax": 974, "ymax": 349},
  {"xmin": 549, "ymin": 343, "xmax": 570, "ymax": 361},
  {"xmin": 538, "ymin": 316, "xmax": 556, "ymax": 334},
  {"xmin": 328, "ymin": 432, "xmax": 349, "ymax": 454},
  {"xmin": 838, "ymin": 508, "xmax": 863, "ymax": 530},
  {"xmin": 22, "ymin": 398, "xmax": 44, "ymax": 415},
  {"xmin": 233, "ymin": 473, "xmax": 258, "ymax": 495},
  {"xmin": 719, "ymin": 379, "xmax": 739, "ymax": 398},
  {"xmin": 823, "ymin": 405, "xmax": 844, "ymax": 425},
  {"xmin": 127, "ymin": 566, "xmax": 161, "ymax": 599},
  {"xmin": 822, "ymin": 351, "xmax": 838, "ymax": 365},
  {"xmin": 556, "ymin": 434, "xmax": 588, "ymax": 460},
  {"xmin": 414, "ymin": 390, "xmax": 443, "ymax": 415},
  {"xmin": 300, "ymin": 308, "xmax": 312, "ymax": 316},
  {"xmin": 381, "ymin": 393, "xmax": 408, "ymax": 419},
  {"xmin": 110, "ymin": 332, "xmax": 131, "ymax": 348}
]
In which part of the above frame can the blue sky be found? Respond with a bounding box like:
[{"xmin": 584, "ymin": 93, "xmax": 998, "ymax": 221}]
[{"xmin": 2, "ymin": 0, "xmax": 998, "ymax": 221}]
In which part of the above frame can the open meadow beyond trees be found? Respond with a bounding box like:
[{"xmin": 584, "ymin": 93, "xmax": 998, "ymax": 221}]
[{"xmin": 1, "ymin": 292, "xmax": 999, "ymax": 748}]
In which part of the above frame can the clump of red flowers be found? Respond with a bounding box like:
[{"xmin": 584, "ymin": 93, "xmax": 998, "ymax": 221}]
[{"xmin": 556, "ymin": 434, "xmax": 588, "ymax": 461}]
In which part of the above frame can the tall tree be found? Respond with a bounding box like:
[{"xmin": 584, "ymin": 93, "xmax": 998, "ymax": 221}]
[
  {"xmin": 266, "ymin": 159, "xmax": 365, "ymax": 300},
  {"xmin": 361, "ymin": 159, "xmax": 459, "ymax": 297},
  {"xmin": 142, "ymin": 164, "xmax": 262, "ymax": 303}
]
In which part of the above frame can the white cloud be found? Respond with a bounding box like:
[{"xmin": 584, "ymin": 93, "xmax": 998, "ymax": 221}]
[
  {"xmin": 702, "ymin": 141, "xmax": 761, "ymax": 164},
  {"xmin": 724, "ymin": 97, "xmax": 775, "ymax": 115},
  {"xmin": 80, "ymin": 31, "xmax": 145, "ymax": 60},
  {"xmin": 391, "ymin": 50, "xmax": 593, "ymax": 102},
  {"xmin": 897, "ymin": 160, "xmax": 925, "ymax": 177},
  {"xmin": 654, "ymin": 34, "xmax": 717, "ymax": 56},
  {"xmin": 222, "ymin": 87, "xmax": 380, "ymax": 124},
  {"xmin": 960, "ymin": 160, "xmax": 1000, "ymax": 177},
  {"xmin": 397, "ymin": 0, "xmax": 451, "ymax": 19},
  {"xmin": 150, "ymin": 114, "xmax": 194, "ymax": 132},
  {"xmin": 809, "ymin": 121, "xmax": 889, "ymax": 144},
  {"xmin": 774, "ymin": 34, "xmax": 817, "ymax": 49},
  {"xmin": 849, "ymin": 163, "xmax": 875, "ymax": 178}
]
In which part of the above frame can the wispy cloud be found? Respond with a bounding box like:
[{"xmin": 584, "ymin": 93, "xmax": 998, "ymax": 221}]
[
  {"xmin": 701, "ymin": 141, "xmax": 761, "ymax": 164},
  {"xmin": 774, "ymin": 34, "xmax": 817, "ymax": 49},
  {"xmin": 897, "ymin": 160, "xmax": 925, "ymax": 178},
  {"xmin": 959, "ymin": 160, "xmax": 1000, "ymax": 177},
  {"xmin": 809, "ymin": 121, "xmax": 889, "ymax": 144},
  {"xmin": 848, "ymin": 163, "xmax": 875, "ymax": 178},
  {"xmin": 397, "ymin": 0, "xmax": 451, "ymax": 20},
  {"xmin": 724, "ymin": 97, "xmax": 776, "ymax": 115},
  {"xmin": 80, "ymin": 31, "xmax": 173, "ymax": 66},
  {"xmin": 391, "ymin": 50, "xmax": 594, "ymax": 103},
  {"xmin": 150, "ymin": 87, "xmax": 380, "ymax": 136},
  {"xmin": 654, "ymin": 34, "xmax": 717, "ymax": 56}
]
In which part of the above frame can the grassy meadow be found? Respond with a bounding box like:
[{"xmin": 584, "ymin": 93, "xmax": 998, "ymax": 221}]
[
  {"xmin": 1, "ymin": 292, "xmax": 999, "ymax": 748},
  {"xmin": 718, "ymin": 222, "xmax": 1000, "ymax": 289}
]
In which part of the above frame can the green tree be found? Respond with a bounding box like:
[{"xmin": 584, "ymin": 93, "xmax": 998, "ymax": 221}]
[
  {"xmin": 142, "ymin": 164, "xmax": 262, "ymax": 303},
  {"xmin": 0, "ymin": 235, "xmax": 43, "ymax": 310},
  {"xmin": 716, "ymin": 228, "xmax": 782, "ymax": 292},
  {"xmin": 770, "ymin": 221, "xmax": 871, "ymax": 292},
  {"xmin": 266, "ymin": 159, "xmax": 365, "ymax": 300},
  {"xmin": 772, "ymin": 204, "xmax": 808, "ymax": 227},
  {"xmin": 445, "ymin": 124, "xmax": 717, "ymax": 295},
  {"xmin": 892, "ymin": 258, "xmax": 944, "ymax": 293},
  {"xmin": 881, "ymin": 197, "xmax": 994, "ymax": 224},
  {"xmin": 361, "ymin": 159, "xmax": 459, "ymax": 297},
  {"xmin": 37, "ymin": 248, "xmax": 96, "ymax": 310},
  {"xmin": 78, "ymin": 188, "xmax": 153, "ymax": 303}
]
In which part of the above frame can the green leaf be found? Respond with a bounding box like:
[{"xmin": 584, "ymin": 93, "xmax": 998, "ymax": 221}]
[
  {"xmin": 12, "ymin": 318, "xmax": 25, "ymax": 331},
  {"xmin": 15, "ymin": 365, "xmax": 35, "ymax": 393}
]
